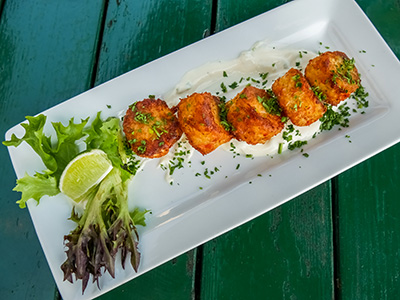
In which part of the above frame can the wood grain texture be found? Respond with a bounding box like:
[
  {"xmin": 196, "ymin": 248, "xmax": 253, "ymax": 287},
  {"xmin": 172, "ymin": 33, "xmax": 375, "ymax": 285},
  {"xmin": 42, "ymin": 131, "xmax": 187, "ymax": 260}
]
[
  {"xmin": 199, "ymin": 1, "xmax": 334, "ymax": 299},
  {"xmin": 356, "ymin": 0, "xmax": 400, "ymax": 55},
  {"xmin": 336, "ymin": 144, "xmax": 400, "ymax": 299},
  {"xmin": 215, "ymin": 0, "xmax": 291, "ymax": 32},
  {"xmin": 94, "ymin": 0, "xmax": 213, "ymax": 86},
  {"xmin": 336, "ymin": 2, "xmax": 400, "ymax": 299},
  {"xmin": 98, "ymin": 250, "xmax": 198, "ymax": 300},
  {"xmin": 0, "ymin": 1, "xmax": 105, "ymax": 299},
  {"xmin": 201, "ymin": 185, "xmax": 334, "ymax": 299}
]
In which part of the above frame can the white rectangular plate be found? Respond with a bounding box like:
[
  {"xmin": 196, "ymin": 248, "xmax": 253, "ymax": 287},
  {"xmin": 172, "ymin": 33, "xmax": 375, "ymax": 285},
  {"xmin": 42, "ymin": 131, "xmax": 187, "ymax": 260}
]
[{"xmin": 5, "ymin": 0, "xmax": 400, "ymax": 299}]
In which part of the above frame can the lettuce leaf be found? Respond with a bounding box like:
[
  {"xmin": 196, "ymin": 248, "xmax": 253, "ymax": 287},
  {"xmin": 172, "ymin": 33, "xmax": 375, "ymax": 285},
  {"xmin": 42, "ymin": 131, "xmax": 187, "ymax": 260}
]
[
  {"xmin": 84, "ymin": 112, "xmax": 132, "ymax": 182},
  {"xmin": 14, "ymin": 171, "xmax": 59, "ymax": 208},
  {"xmin": 3, "ymin": 114, "xmax": 89, "ymax": 206}
]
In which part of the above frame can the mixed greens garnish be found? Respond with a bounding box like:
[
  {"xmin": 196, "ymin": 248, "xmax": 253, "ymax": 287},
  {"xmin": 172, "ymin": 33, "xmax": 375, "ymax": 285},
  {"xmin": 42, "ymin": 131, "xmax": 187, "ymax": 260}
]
[{"xmin": 3, "ymin": 112, "xmax": 147, "ymax": 293}]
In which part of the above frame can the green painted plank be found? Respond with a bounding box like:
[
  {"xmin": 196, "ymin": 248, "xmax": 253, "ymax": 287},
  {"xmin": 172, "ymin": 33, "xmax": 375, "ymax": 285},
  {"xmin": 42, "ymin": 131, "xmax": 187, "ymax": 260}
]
[
  {"xmin": 356, "ymin": 0, "xmax": 400, "ymax": 55},
  {"xmin": 94, "ymin": 0, "xmax": 213, "ymax": 86},
  {"xmin": 200, "ymin": 1, "xmax": 334, "ymax": 299},
  {"xmin": 98, "ymin": 250, "xmax": 197, "ymax": 300},
  {"xmin": 94, "ymin": 0, "xmax": 212, "ymax": 298},
  {"xmin": 215, "ymin": 0, "xmax": 291, "ymax": 32},
  {"xmin": 0, "ymin": 0, "xmax": 5, "ymax": 19},
  {"xmin": 336, "ymin": 1, "xmax": 400, "ymax": 299},
  {"xmin": 201, "ymin": 185, "xmax": 334, "ymax": 299},
  {"xmin": 336, "ymin": 144, "xmax": 400, "ymax": 298},
  {"xmin": 0, "ymin": 1, "xmax": 105, "ymax": 299}
]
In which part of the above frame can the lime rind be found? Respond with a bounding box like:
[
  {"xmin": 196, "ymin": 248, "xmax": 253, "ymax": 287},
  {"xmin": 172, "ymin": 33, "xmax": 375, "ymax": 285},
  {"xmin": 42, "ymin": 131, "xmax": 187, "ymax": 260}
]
[{"xmin": 59, "ymin": 149, "xmax": 113, "ymax": 201}]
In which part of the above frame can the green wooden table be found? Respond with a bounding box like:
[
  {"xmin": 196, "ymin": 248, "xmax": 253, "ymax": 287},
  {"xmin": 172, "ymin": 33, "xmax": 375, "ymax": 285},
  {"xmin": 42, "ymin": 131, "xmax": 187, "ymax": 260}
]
[{"xmin": 1, "ymin": 0, "xmax": 399, "ymax": 299}]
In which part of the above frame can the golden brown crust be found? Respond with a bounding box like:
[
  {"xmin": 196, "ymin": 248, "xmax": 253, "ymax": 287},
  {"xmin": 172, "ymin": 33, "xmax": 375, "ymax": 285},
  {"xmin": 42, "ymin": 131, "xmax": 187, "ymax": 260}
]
[
  {"xmin": 272, "ymin": 68, "xmax": 327, "ymax": 126},
  {"xmin": 305, "ymin": 51, "xmax": 360, "ymax": 106},
  {"xmin": 123, "ymin": 98, "xmax": 182, "ymax": 158},
  {"xmin": 226, "ymin": 86, "xmax": 284, "ymax": 144},
  {"xmin": 176, "ymin": 92, "xmax": 232, "ymax": 155}
]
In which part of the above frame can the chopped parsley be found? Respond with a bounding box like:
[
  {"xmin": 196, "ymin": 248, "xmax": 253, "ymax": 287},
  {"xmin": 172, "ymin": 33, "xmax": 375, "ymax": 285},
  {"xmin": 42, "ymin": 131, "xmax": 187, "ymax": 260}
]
[
  {"xmin": 134, "ymin": 110, "xmax": 153, "ymax": 124},
  {"xmin": 218, "ymin": 101, "xmax": 234, "ymax": 132},
  {"xmin": 319, "ymin": 103, "xmax": 351, "ymax": 132},
  {"xmin": 137, "ymin": 140, "xmax": 147, "ymax": 154},
  {"xmin": 168, "ymin": 156, "xmax": 184, "ymax": 175},
  {"xmin": 351, "ymin": 84, "xmax": 369, "ymax": 110},
  {"xmin": 258, "ymin": 90, "xmax": 282, "ymax": 116},
  {"xmin": 229, "ymin": 82, "xmax": 238, "ymax": 89},
  {"xmin": 311, "ymin": 86, "xmax": 327, "ymax": 101},
  {"xmin": 220, "ymin": 82, "xmax": 227, "ymax": 93},
  {"xmin": 332, "ymin": 57, "xmax": 357, "ymax": 85}
]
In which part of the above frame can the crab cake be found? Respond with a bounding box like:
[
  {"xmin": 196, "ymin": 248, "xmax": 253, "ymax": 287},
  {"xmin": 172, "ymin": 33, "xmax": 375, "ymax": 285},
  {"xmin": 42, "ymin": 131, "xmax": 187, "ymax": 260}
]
[
  {"xmin": 123, "ymin": 98, "xmax": 182, "ymax": 158},
  {"xmin": 305, "ymin": 51, "xmax": 360, "ymax": 106},
  {"xmin": 272, "ymin": 68, "xmax": 326, "ymax": 126},
  {"xmin": 176, "ymin": 92, "xmax": 232, "ymax": 155},
  {"xmin": 226, "ymin": 86, "xmax": 284, "ymax": 144}
]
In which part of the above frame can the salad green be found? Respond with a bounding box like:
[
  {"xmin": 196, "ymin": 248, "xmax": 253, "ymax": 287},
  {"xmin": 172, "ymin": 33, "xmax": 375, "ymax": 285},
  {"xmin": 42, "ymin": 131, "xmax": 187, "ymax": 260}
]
[{"xmin": 3, "ymin": 112, "xmax": 147, "ymax": 293}]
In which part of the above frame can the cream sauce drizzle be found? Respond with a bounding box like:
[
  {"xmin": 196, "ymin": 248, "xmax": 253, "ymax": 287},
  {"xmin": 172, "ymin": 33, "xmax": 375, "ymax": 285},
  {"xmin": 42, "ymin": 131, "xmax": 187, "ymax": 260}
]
[{"xmin": 162, "ymin": 40, "xmax": 320, "ymax": 158}]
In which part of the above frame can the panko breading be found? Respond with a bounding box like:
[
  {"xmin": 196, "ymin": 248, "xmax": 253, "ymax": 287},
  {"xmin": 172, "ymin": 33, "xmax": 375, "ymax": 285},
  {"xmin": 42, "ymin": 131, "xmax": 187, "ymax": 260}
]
[
  {"xmin": 226, "ymin": 86, "xmax": 284, "ymax": 144},
  {"xmin": 176, "ymin": 92, "xmax": 232, "ymax": 155},
  {"xmin": 305, "ymin": 51, "xmax": 360, "ymax": 106},
  {"xmin": 272, "ymin": 68, "xmax": 326, "ymax": 126},
  {"xmin": 123, "ymin": 98, "xmax": 182, "ymax": 158}
]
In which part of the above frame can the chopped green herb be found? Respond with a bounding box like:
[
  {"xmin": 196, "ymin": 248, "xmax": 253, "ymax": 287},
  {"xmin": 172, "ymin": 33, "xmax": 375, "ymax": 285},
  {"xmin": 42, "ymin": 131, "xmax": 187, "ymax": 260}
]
[
  {"xmin": 288, "ymin": 140, "xmax": 308, "ymax": 150},
  {"xmin": 260, "ymin": 72, "xmax": 268, "ymax": 80},
  {"xmin": 351, "ymin": 84, "xmax": 369, "ymax": 109},
  {"xmin": 218, "ymin": 101, "xmax": 234, "ymax": 132},
  {"xmin": 137, "ymin": 140, "xmax": 147, "ymax": 154},
  {"xmin": 168, "ymin": 156, "xmax": 184, "ymax": 175},
  {"xmin": 319, "ymin": 103, "xmax": 351, "ymax": 132},
  {"xmin": 311, "ymin": 86, "xmax": 327, "ymax": 101},
  {"xmin": 220, "ymin": 82, "xmax": 227, "ymax": 93},
  {"xmin": 229, "ymin": 82, "xmax": 238, "ymax": 89},
  {"xmin": 259, "ymin": 90, "xmax": 282, "ymax": 116},
  {"xmin": 333, "ymin": 57, "xmax": 358, "ymax": 85},
  {"xmin": 278, "ymin": 143, "xmax": 283, "ymax": 154},
  {"xmin": 134, "ymin": 111, "xmax": 153, "ymax": 124}
]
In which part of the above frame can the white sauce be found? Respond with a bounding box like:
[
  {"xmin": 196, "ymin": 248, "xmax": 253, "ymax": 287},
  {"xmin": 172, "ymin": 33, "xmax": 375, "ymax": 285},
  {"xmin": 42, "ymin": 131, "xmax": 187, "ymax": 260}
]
[{"xmin": 162, "ymin": 40, "xmax": 321, "ymax": 158}]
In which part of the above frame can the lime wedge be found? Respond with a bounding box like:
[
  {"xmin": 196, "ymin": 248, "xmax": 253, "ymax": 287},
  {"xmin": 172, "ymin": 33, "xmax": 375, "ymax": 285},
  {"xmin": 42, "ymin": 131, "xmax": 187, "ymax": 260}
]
[{"xmin": 59, "ymin": 149, "xmax": 113, "ymax": 201}]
